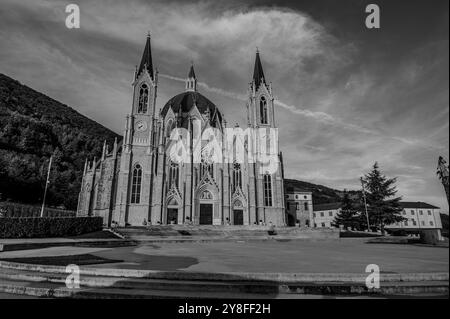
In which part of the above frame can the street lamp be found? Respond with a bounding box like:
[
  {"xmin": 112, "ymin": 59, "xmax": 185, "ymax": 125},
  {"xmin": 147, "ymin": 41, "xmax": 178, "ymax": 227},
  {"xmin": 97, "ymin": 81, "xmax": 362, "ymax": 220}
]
[{"xmin": 360, "ymin": 177, "xmax": 370, "ymax": 232}]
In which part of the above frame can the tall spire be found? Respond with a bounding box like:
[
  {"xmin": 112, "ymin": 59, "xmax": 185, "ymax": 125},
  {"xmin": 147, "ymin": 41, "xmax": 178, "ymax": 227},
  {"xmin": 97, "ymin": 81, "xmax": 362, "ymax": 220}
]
[
  {"xmin": 188, "ymin": 62, "xmax": 196, "ymax": 79},
  {"xmin": 253, "ymin": 49, "xmax": 266, "ymax": 89},
  {"xmin": 185, "ymin": 62, "xmax": 197, "ymax": 92},
  {"xmin": 137, "ymin": 32, "xmax": 154, "ymax": 79}
]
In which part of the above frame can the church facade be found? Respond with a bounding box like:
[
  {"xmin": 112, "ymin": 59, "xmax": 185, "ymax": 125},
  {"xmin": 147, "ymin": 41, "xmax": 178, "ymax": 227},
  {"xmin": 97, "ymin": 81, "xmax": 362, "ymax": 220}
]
[{"xmin": 77, "ymin": 35, "xmax": 286, "ymax": 227}]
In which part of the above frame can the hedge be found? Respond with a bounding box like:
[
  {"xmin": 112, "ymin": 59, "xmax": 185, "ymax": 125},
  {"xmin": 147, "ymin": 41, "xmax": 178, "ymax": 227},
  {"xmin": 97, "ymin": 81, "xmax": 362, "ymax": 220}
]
[{"xmin": 0, "ymin": 217, "xmax": 103, "ymax": 238}]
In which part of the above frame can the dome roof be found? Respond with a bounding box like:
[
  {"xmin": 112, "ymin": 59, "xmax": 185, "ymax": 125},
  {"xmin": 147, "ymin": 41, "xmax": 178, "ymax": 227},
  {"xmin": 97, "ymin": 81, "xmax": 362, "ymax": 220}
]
[
  {"xmin": 161, "ymin": 91, "xmax": 223, "ymax": 127},
  {"xmin": 162, "ymin": 91, "xmax": 216, "ymax": 115}
]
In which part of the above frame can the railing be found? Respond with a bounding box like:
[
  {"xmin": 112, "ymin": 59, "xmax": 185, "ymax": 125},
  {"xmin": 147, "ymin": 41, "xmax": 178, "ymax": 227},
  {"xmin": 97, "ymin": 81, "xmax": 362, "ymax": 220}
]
[{"xmin": 0, "ymin": 201, "xmax": 76, "ymax": 218}]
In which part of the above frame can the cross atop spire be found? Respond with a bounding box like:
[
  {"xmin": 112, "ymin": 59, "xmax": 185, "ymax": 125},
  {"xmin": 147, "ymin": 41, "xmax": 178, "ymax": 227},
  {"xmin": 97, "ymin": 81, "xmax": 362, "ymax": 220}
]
[
  {"xmin": 253, "ymin": 49, "xmax": 266, "ymax": 89},
  {"xmin": 137, "ymin": 33, "xmax": 154, "ymax": 79}
]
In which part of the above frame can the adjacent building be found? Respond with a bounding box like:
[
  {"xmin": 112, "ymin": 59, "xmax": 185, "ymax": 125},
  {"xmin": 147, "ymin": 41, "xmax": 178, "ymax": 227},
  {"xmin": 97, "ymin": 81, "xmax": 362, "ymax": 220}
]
[
  {"xmin": 285, "ymin": 188, "xmax": 313, "ymax": 227},
  {"xmin": 386, "ymin": 202, "xmax": 442, "ymax": 230},
  {"xmin": 312, "ymin": 201, "xmax": 443, "ymax": 234},
  {"xmin": 312, "ymin": 202, "xmax": 342, "ymax": 228}
]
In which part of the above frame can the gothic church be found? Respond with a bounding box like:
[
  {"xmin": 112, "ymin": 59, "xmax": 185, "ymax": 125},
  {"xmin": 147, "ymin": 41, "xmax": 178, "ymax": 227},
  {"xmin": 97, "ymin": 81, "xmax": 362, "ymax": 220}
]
[{"xmin": 77, "ymin": 35, "xmax": 286, "ymax": 226}]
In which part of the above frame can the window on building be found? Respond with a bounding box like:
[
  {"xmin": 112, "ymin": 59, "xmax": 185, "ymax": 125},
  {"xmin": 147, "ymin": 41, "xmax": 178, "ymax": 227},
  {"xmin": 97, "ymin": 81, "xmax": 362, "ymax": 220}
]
[
  {"xmin": 412, "ymin": 220, "xmax": 417, "ymax": 226},
  {"xmin": 404, "ymin": 220, "xmax": 408, "ymax": 226},
  {"xmin": 296, "ymin": 202, "xmax": 300, "ymax": 210},
  {"xmin": 421, "ymin": 221, "xmax": 425, "ymax": 226},
  {"xmin": 168, "ymin": 162, "xmax": 179, "ymax": 188},
  {"xmin": 138, "ymin": 83, "xmax": 149, "ymax": 114},
  {"xmin": 321, "ymin": 223, "xmax": 325, "ymax": 228},
  {"xmin": 411, "ymin": 210, "xmax": 415, "ymax": 215},
  {"xmin": 320, "ymin": 212, "xmax": 324, "ymax": 217},
  {"xmin": 428, "ymin": 211, "xmax": 432, "ymax": 216},
  {"xmin": 263, "ymin": 174, "xmax": 273, "ymax": 206},
  {"xmin": 287, "ymin": 202, "xmax": 290, "ymax": 210},
  {"xmin": 131, "ymin": 164, "xmax": 142, "ymax": 204},
  {"xmin": 313, "ymin": 213, "xmax": 316, "ymax": 218},
  {"xmin": 304, "ymin": 195, "xmax": 307, "ymax": 199},
  {"xmin": 166, "ymin": 119, "xmax": 175, "ymax": 138},
  {"xmin": 232, "ymin": 163, "xmax": 242, "ymax": 194},
  {"xmin": 430, "ymin": 221, "xmax": 434, "ymax": 226},
  {"xmin": 419, "ymin": 210, "xmax": 423, "ymax": 215},
  {"xmin": 329, "ymin": 211, "xmax": 333, "ymax": 217},
  {"xmin": 260, "ymin": 96, "xmax": 268, "ymax": 124}
]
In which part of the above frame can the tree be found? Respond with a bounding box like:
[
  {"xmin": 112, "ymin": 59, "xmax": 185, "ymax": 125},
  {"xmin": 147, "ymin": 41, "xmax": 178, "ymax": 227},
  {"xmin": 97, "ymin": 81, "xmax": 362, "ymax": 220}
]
[
  {"xmin": 332, "ymin": 191, "xmax": 360, "ymax": 230},
  {"xmin": 362, "ymin": 162, "xmax": 405, "ymax": 234}
]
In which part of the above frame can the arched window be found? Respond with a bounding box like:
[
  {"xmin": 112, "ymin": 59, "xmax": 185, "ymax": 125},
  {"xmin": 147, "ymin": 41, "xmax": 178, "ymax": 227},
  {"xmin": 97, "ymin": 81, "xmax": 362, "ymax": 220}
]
[
  {"xmin": 260, "ymin": 96, "xmax": 268, "ymax": 125},
  {"xmin": 234, "ymin": 200, "xmax": 243, "ymax": 208},
  {"xmin": 168, "ymin": 197, "xmax": 178, "ymax": 206},
  {"xmin": 131, "ymin": 164, "xmax": 142, "ymax": 204},
  {"xmin": 263, "ymin": 174, "xmax": 273, "ymax": 207},
  {"xmin": 166, "ymin": 119, "xmax": 174, "ymax": 138},
  {"xmin": 138, "ymin": 84, "xmax": 149, "ymax": 114},
  {"xmin": 168, "ymin": 162, "xmax": 179, "ymax": 188},
  {"xmin": 232, "ymin": 162, "xmax": 242, "ymax": 193}
]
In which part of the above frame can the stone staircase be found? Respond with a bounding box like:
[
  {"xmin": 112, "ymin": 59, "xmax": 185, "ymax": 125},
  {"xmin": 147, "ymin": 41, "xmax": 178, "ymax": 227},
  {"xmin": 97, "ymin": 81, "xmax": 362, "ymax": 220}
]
[
  {"xmin": 116, "ymin": 225, "xmax": 339, "ymax": 242},
  {"xmin": 0, "ymin": 261, "xmax": 447, "ymax": 299}
]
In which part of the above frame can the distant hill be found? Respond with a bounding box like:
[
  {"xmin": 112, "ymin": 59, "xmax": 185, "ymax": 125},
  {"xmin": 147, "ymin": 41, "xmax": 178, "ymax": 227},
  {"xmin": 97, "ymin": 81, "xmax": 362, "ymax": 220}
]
[
  {"xmin": 0, "ymin": 73, "xmax": 120, "ymax": 210},
  {"xmin": 284, "ymin": 178, "xmax": 360, "ymax": 205}
]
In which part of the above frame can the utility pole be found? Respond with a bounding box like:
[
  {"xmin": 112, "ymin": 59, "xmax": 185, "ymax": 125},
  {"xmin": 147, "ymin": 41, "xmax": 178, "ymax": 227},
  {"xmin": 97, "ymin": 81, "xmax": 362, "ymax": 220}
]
[
  {"xmin": 360, "ymin": 177, "xmax": 370, "ymax": 232},
  {"xmin": 40, "ymin": 155, "xmax": 53, "ymax": 217}
]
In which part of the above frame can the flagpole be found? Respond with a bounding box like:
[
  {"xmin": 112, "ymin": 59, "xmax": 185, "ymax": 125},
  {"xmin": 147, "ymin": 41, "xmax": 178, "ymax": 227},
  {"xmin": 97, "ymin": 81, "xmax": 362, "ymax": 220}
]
[
  {"xmin": 360, "ymin": 177, "xmax": 370, "ymax": 232},
  {"xmin": 40, "ymin": 155, "xmax": 53, "ymax": 218}
]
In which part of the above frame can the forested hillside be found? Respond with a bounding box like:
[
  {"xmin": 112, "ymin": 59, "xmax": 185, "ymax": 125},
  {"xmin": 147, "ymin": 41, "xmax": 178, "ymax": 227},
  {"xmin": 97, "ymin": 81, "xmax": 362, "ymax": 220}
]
[
  {"xmin": 284, "ymin": 178, "xmax": 359, "ymax": 205},
  {"xmin": 0, "ymin": 74, "xmax": 120, "ymax": 209}
]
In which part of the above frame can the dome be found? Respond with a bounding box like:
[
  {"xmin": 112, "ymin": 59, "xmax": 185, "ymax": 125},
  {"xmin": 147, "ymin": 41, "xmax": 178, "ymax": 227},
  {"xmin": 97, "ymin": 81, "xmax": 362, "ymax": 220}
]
[{"xmin": 161, "ymin": 91, "xmax": 223, "ymax": 126}]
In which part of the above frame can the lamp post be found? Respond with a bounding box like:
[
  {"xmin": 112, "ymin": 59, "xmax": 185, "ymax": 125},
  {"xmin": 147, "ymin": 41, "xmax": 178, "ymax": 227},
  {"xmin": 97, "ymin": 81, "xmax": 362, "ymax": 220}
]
[
  {"xmin": 40, "ymin": 156, "xmax": 53, "ymax": 218},
  {"xmin": 360, "ymin": 177, "xmax": 370, "ymax": 232}
]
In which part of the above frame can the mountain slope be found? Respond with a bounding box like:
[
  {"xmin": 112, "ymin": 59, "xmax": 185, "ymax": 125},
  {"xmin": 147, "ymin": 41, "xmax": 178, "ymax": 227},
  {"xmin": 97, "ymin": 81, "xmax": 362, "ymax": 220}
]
[{"xmin": 0, "ymin": 73, "xmax": 120, "ymax": 209}]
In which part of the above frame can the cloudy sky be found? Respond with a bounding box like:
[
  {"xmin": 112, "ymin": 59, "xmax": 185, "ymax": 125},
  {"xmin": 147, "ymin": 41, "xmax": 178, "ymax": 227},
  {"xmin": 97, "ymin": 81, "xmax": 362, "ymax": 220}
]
[{"xmin": 1, "ymin": 0, "xmax": 448, "ymax": 211}]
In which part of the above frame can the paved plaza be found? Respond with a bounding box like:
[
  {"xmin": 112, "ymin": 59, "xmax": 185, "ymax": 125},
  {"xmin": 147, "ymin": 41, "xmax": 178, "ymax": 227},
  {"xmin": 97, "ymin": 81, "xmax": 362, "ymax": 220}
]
[{"xmin": 0, "ymin": 239, "xmax": 448, "ymax": 274}]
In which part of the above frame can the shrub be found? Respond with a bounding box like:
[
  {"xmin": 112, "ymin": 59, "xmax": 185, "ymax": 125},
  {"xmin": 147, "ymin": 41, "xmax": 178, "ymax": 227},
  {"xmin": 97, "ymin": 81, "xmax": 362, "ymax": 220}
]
[{"xmin": 0, "ymin": 216, "xmax": 103, "ymax": 238}]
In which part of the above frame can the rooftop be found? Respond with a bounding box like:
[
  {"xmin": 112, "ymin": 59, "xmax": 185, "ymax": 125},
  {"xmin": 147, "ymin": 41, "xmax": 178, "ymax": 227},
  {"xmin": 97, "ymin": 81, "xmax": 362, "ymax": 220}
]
[
  {"xmin": 400, "ymin": 202, "xmax": 440, "ymax": 209},
  {"xmin": 313, "ymin": 202, "xmax": 342, "ymax": 211}
]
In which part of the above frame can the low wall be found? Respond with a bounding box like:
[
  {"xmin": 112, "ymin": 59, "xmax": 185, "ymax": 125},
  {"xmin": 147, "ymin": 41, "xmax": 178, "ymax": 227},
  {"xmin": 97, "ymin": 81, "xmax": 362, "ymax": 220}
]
[
  {"xmin": 0, "ymin": 201, "xmax": 75, "ymax": 218},
  {"xmin": 0, "ymin": 216, "xmax": 103, "ymax": 238}
]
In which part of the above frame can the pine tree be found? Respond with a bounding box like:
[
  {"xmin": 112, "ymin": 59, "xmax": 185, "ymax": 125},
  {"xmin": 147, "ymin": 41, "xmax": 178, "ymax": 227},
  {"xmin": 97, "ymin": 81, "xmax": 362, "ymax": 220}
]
[
  {"xmin": 332, "ymin": 191, "xmax": 360, "ymax": 230},
  {"xmin": 362, "ymin": 162, "xmax": 405, "ymax": 234}
]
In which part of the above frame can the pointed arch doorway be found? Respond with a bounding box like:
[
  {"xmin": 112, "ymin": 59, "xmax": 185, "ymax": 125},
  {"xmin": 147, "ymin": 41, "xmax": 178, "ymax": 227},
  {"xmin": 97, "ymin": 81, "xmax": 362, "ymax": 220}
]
[
  {"xmin": 166, "ymin": 197, "xmax": 179, "ymax": 224},
  {"xmin": 232, "ymin": 199, "xmax": 244, "ymax": 225},
  {"xmin": 199, "ymin": 190, "xmax": 214, "ymax": 225}
]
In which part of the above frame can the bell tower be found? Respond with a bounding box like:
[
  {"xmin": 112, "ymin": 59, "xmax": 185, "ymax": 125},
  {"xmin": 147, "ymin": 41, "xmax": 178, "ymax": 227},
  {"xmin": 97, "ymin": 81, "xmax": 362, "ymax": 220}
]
[
  {"xmin": 114, "ymin": 33, "xmax": 159, "ymax": 227},
  {"xmin": 247, "ymin": 49, "xmax": 275, "ymax": 128},
  {"xmin": 246, "ymin": 49, "xmax": 286, "ymax": 226},
  {"xmin": 126, "ymin": 33, "xmax": 158, "ymax": 148}
]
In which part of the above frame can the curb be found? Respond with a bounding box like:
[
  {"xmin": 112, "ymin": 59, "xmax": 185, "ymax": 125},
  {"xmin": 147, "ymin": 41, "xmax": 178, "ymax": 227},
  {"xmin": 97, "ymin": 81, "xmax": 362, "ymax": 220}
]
[{"xmin": 0, "ymin": 260, "xmax": 448, "ymax": 284}]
